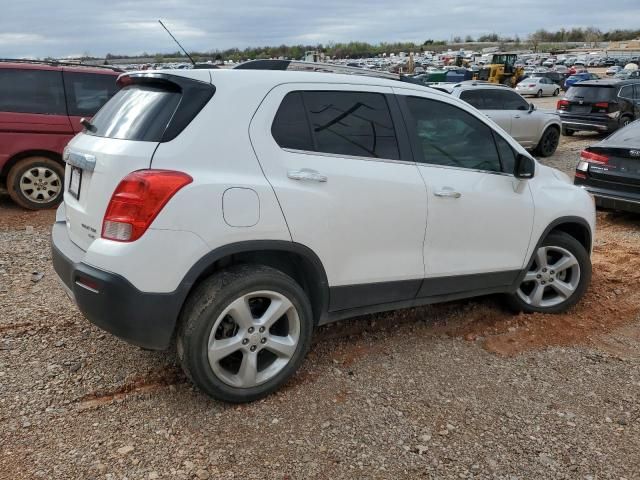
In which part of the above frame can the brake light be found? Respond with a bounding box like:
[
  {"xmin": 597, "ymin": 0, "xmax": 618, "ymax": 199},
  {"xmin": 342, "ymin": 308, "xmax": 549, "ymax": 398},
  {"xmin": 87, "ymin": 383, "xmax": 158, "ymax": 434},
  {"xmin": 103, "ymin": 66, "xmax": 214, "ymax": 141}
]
[
  {"xmin": 594, "ymin": 102, "xmax": 609, "ymax": 108},
  {"xmin": 102, "ymin": 170, "xmax": 192, "ymax": 242},
  {"xmin": 557, "ymin": 99, "xmax": 569, "ymax": 110},
  {"xmin": 528, "ymin": 84, "xmax": 536, "ymax": 87},
  {"xmin": 580, "ymin": 150, "xmax": 609, "ymax": 164}
]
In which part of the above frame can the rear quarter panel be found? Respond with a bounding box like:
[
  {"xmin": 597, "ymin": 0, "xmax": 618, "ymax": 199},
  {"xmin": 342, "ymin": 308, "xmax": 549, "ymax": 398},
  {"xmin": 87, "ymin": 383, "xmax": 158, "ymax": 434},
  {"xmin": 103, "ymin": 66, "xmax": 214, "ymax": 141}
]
[{"xmin": 149, "ymin": 74, "xmax": 292, "ymax": 251}]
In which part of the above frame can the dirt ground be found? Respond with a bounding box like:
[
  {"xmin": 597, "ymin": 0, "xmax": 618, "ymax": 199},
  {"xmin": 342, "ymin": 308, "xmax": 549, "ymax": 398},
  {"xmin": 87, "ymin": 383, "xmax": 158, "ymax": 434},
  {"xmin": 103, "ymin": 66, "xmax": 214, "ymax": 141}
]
[{"xmin": 1, "ymin": 95, "xmax": 640, "ymax": 479}]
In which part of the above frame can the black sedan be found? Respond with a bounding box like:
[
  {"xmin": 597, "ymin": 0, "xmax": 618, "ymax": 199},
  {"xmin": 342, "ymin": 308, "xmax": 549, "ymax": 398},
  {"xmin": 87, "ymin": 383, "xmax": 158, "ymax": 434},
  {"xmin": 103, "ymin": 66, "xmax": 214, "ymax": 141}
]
[{"xmin": 574, "ymin": 120, "xmax": 640, "ymax": 214}]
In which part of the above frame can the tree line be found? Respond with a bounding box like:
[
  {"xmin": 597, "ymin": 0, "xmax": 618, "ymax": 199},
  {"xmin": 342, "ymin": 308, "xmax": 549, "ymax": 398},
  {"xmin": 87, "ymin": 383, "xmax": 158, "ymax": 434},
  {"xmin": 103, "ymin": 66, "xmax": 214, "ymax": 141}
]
[{"xmin": 97, "ymin": 27, "xmax": 640, "ymax": 62}]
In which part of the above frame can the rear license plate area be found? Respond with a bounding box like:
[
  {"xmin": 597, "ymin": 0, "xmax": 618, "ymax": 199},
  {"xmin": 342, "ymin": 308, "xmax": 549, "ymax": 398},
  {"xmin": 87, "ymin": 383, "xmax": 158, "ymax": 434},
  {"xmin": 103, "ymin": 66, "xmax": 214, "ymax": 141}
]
[{"xmin": 69, "ymin": 166, "xmax": 82, "ymax": 200}]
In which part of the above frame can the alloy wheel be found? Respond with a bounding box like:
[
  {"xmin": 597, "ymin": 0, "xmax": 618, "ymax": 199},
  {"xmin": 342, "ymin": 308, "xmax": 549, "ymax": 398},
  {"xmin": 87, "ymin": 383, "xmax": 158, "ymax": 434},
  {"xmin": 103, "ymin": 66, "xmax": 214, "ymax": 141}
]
[
  {"xmin": 517, "ymin": 246, "xmax": 581, "ymax": 308},
  {"xmin": 207, "ymin": 290, "xmax": 300, "ymax": 388},
  {"xmin": 19, "ymin": 166, "xmax": 62, "ymax": 203}
]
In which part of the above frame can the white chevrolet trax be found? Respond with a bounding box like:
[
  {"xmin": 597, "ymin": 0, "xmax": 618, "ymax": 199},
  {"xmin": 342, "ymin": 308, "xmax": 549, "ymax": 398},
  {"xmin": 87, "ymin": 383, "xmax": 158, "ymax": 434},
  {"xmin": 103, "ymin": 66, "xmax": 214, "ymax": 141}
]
[{"xmin": 52, "ymin": 68, "xmax": 595, "ymax": 402}]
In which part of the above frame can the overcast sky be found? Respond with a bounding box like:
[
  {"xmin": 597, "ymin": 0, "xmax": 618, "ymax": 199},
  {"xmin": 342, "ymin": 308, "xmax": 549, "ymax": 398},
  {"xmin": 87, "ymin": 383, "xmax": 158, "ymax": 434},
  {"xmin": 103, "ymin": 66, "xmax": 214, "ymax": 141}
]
[{"xmin": 2, "ymin": 0, "xmax": 639, "ymax": 58}]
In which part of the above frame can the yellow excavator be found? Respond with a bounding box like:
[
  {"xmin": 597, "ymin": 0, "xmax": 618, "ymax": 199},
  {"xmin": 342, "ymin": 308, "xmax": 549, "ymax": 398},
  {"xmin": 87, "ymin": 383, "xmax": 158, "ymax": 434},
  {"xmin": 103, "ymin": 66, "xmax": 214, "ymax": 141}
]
[{"xmin": 474, "ymin": 53, "xmax": 525, "ymax": 87}]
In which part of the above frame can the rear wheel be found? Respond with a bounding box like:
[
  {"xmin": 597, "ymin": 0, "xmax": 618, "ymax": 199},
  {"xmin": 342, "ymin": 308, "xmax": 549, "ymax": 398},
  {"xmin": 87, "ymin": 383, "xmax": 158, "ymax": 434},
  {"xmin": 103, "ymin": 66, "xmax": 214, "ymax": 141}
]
[
  {"xmin": 506, "ymin": 232, "xmax": 591, "ymax": 314},
  {"xmin": 177, "ymin": 265, "xmax": 314, "ymax": 403},
  {"xmin": 561, "ymin": 127, "xmax": 575, "ymax": 136},
  {"xmin": 7, "ymin": 156, "xmax": 64, "ymax": 210},
  {"xmin": 536, "ymin": 89, "xmax": 543, "ymax": 98},
  {"xmin": 553, "ymin": 88, "xmax": 560, "ymax": 96},
  {"xmin": 620, "ymin": 116, "xmax": 632, "ymax": 129},
  {"xmin": 534, "ymin": 127, "xmax": 560, "ymax": 157}
]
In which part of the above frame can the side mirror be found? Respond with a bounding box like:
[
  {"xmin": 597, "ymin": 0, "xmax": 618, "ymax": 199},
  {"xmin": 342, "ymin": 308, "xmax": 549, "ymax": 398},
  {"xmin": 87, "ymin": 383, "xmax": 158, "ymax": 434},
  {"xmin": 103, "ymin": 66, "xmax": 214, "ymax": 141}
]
[
  {"xmin": 528, "ymin": 103, "xmax": 536, "ymax": 113},
  {"xmin": 514, "ymin": 153, "xmax": 535, "ymax": 179}
]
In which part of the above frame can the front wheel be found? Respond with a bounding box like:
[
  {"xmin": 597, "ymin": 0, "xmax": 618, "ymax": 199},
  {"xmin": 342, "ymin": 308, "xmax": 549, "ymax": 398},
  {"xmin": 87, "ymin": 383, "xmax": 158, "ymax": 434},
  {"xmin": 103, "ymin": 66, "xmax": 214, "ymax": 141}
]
[
  {"xmin": 534, "ymin": 127, "xmax": 560, "ymax": 157},
  {"xmin": 505, "ymin": 232, "xmax": 591, "ymax": 314},
  {"xmin": 536, "ymin": 89, "xmax": 543, "ymax": 98},
  {"xmin": 177, "ymin": 265, "xmax": 314, "ymax": 403},
  {"xmin": 561, "ymin": 127, "xmax": 575, "ymax": 136}
]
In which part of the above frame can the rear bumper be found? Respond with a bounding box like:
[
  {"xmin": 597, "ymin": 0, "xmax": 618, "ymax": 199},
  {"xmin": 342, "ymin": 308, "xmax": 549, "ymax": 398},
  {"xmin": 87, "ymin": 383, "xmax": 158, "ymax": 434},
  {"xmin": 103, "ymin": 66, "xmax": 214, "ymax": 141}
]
[
  {"xmin": 575, "ymin": 184, "xmax": 640, "ymax": 214},
  {"xmin": 51, "ymin": 221, "xmax": 180, "ymax": 350},
  {"xmin": 559, "ymin": 114, "xmax": 617, "ymax": 133}
]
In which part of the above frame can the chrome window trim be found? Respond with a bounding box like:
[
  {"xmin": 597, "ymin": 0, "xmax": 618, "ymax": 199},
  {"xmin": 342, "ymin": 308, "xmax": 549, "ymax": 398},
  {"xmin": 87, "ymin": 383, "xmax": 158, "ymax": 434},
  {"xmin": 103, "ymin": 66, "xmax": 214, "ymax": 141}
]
[{"xmin": 281, "ymin": 147, "xmax": 416, "ymax": 166}]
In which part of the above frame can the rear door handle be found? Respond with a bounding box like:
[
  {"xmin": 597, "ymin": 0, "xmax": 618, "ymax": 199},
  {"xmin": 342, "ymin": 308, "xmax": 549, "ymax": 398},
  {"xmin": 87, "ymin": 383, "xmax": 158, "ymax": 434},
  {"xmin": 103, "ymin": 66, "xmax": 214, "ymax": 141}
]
[
  {"xmin": 434, "ymin": 189, "xmax": 462, "ymax": 199},
  {"xmin": 287, "ymin": 169, "xmax": 327, "ymax": 182}
]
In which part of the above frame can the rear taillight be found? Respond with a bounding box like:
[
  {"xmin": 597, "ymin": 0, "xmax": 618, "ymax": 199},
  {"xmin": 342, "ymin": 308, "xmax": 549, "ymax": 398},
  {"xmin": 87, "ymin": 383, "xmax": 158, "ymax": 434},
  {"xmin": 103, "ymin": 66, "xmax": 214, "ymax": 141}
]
[
  {"xmin": 528, "ymin": 84, "xmax": 536, "ymax": 87},
  {"xmin": 102, "ymin": 170, "xmax": 192, "ymax": 242},
  {"xmin": 557, "ymin": 100, "xmax": 569, "ymax": 110},
  {"xmin": 593, "ymin": 102, "xmax": 610, "ymax": 113},
  {"xmin": 580, "ymin": 150, "xmax": 609, "ymax": 164}
]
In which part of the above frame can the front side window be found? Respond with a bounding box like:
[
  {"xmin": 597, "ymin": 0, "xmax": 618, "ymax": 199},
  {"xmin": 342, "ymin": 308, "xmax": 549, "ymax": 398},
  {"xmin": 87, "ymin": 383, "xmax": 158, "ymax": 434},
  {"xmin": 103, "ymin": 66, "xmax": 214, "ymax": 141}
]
[
  {"xmin": 63, "ymin": 72, "xmax": 118, "ymax": 117},
  {"xmin": 501, "ymin": 91, "xmax": 529, "ymax": 110},
  {"xmin": 404, "ymin": 96, "xmax": 502, "ymax": 173},
  {"xmin": 0, "ymin": 68, "xmax": 66, "ymax": 115}
]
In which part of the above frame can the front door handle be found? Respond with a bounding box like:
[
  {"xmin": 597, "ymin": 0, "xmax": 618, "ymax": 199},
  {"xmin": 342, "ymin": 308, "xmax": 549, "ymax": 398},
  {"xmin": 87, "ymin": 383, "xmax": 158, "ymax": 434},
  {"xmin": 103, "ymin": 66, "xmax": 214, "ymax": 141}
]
[
  {"xmin": 287, "ymin": 168, "xmax": 327, "ymax": 182},
  {"xmin": 434, "ymin": 189, "xmax": 462, "ymax": 199},
  {"xmin": 514, "ymin": 115, "xmax": 521, "ymax": 119}
]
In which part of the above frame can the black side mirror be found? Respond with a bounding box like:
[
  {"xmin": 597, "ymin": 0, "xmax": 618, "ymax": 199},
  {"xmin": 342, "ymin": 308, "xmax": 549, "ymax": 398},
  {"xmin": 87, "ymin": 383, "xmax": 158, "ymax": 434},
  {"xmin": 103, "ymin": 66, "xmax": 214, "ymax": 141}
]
[
  {"xmin": 528, "ymin": 103, "xmax": 536, "ymax": 113},
  {"xmin": 515, "ymin": 153, "xmax": 535, "ymax": 179}
]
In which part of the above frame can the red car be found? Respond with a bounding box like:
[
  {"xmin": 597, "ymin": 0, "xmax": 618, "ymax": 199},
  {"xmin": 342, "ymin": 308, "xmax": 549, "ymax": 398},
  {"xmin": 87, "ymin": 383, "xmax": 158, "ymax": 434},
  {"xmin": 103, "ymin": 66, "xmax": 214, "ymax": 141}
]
[{"xmin": 0, "ymin": 61, "xmax": 120, "ymax": 209}]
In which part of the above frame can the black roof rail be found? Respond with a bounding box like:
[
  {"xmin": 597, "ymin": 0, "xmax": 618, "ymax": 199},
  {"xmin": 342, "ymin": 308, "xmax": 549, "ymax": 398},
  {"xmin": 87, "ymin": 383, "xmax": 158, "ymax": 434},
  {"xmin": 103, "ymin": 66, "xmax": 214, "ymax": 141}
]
[
  {"xmin": 0, "ymin": 58, "xmax": 124, "ymax": 72},
  {"xmin": 234, "ymin": 59, "xmax": 424, "ymax": 85}
]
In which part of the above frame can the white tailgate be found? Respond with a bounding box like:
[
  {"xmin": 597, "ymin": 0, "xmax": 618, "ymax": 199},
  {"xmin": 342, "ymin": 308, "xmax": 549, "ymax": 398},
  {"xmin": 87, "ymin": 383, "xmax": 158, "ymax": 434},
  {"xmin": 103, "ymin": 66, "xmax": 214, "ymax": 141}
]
[{"xmin": 63, "ymin": 133, "xmax": 158, "ymax": 251}]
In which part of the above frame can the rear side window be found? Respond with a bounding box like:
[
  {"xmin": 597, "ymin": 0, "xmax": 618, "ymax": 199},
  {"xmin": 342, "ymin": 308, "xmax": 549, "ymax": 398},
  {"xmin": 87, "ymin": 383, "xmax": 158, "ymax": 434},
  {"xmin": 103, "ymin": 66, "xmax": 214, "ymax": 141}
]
[
  {"xmin": 272, "ymin": 90, "xmax": 400, "ymax": 160},
  {"xmin": 63, "ymin": 72, "xmax": 118, "ymax": 117},
  {"xmin": 271, "ymin": 92, "xmax": 314, "ymax": 151},
  {"xmin": 0, "ymin": 68, "xmax": 66, "ymax": 115},
  {"xmin": 566, "ymin": 86, "xmax": 614, "ymax": 102}
]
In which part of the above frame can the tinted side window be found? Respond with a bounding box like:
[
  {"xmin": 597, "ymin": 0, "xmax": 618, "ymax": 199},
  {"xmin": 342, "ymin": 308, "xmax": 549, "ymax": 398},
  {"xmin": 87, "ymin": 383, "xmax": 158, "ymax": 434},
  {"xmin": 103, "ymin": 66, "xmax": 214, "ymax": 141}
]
[
  {"xmin": 501, "ymin": 91, "xmax": 529, "ymax": 110},
  {"xmin": 459, "ymin": 90, "xmax": 485, "ymax": 109},
  {"xmin": 494, "ymin": 134, "xmax": 517, "ymax": 173},
  {"xmin": 405, "ymin": 96, "xmax": 501, "ymax": 172},
  {"xmin": 480, "ymin": 90, "xmax": 504, "ymax": 110},
  {"xmin": 0, "ymin": 69, "xmax": 66, "ymax": 115},
  {"xmin": 619, "ymin": 85, "xmax": 633, "ymax": 99},
  {"xmin": 63, "ymin": 72, "xmax": 118, "ymax": 116},
  {"xmin": 271, "ymin": 92, "xmax": 314, "ymax": 151},
  {"xmin": 303, "ymin": 91, "xmax": 400, "ymax": 160}
]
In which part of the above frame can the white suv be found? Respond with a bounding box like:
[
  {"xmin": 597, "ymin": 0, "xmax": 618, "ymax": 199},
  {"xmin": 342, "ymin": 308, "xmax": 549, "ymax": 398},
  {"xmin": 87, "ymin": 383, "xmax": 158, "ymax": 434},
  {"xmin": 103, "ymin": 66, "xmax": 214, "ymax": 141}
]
[
  {"xmin": 431, "ymin": 82, "xmax": 562, "ymax": 157},
  {"xmin": 52, "ymin": 69, "xmax": 595, "ymax": 402}
]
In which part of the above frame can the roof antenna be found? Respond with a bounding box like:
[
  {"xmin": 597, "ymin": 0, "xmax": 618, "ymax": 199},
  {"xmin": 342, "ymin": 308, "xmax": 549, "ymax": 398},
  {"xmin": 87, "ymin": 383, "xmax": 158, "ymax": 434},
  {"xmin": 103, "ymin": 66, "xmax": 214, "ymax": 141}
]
[{"xmin": 158, "ymin": 19, "xmax": 196, "ymax": 66}]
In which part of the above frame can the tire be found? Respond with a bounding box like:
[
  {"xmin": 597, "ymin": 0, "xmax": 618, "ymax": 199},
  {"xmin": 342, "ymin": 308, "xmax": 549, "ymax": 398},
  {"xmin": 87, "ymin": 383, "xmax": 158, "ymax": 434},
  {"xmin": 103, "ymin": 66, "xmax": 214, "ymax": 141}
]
[
  {"xmin": 534, "ymin": 127, "xmax": 560, "ymax": 157},
  {"xmin": 536, "ymin": 89, "xmax": 543, "ymax": 98},
  {"xmin": 505, "ymin": 232, "xmax": 591, "ymax": 314},
  {"xmin": 620, "ymin": 116, "xmax": 632, "ymax": 129},
  {"xmin": 177, "ymin": 264, "xmax": 314, "ymax": 403},
  {"xmin": 561, "ymin": 127, "xmax": 575, "ymax": 136},
  {"xmin": 553, "ymin": 89, "xmax": 560, "ymax": 96},
  {"xmin": 7, "ymin": 156, "xmax": 64, "ymax": 210}
]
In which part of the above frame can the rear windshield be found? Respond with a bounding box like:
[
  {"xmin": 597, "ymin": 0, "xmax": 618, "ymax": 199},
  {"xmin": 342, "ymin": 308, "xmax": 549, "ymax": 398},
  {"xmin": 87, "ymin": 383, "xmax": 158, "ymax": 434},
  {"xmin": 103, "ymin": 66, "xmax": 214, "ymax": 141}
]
[
  {"xmin": 565, "ymin": 86, "xmax": 614, "ymax": 102},
  {"xmin": 87, "ymin": 85, "xmax": 181, "ymax": 141}
]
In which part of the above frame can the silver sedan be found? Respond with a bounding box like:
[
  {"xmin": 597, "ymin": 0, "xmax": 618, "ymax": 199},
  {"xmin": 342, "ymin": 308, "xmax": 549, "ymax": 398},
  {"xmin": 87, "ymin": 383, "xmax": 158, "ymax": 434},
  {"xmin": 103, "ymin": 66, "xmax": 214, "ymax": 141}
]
[{"xmin": 515, "ymin": 77, "xmax": 560, "ymax": 97}]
